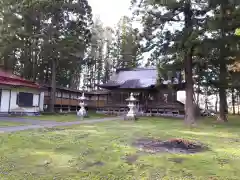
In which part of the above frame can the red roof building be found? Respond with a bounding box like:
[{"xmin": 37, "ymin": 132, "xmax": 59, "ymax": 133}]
[
  {"xmin": 0, "ymin": 70, "xmax": 41, "ymax": 89},
  {"xmin": 0, "ymin": 69, "xmax": 44, "ymax": 115}
]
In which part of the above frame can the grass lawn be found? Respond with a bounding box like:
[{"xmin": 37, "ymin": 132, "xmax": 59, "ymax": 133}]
[
  {"xmin": 1, "ymin": 116, "xmax": 240, "ymax": 179},
  {"xmin": 23, "ymin": 111, "xmax": 114, "ymax": 122},
  {"xmin": 0, "ymin": 121, "xmax": 26, "ymax": 127}
]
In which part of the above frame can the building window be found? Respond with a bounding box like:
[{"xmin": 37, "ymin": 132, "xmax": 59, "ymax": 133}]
[
  {"xmin": 63, "ymin": 93, "xmax": 69, "ymax": 98},
  {"xmin": 17, "ymin": 92, "xmax": 33, "ymax": 107},
  {"xmin": 72, "ymin": 93, "xmax": 76, "ymax": 99},
  {"xmin": 57, "ymin": 92, "xmax": 62, "ymax": 97}
]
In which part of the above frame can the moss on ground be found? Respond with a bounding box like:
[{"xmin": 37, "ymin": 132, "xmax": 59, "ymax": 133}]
[{"xmin": 0, "ymin": 116, "xmax": 240, "ymax": 179}]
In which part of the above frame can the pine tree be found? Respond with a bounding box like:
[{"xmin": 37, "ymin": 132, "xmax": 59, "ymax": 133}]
[
  {"xmin": 205, "ymin": 1, "xmax": 240, "ymax": 121},
  {"xmin": 112, "ymin": 16, "xmax": 142, "ymax": 69},
  {"xmin": 0, "ymin": 0, "xmax": 93, "ymax": 112},
  {"xmin": 103, "ymin": 26, "xmax": 114, "ymax": 83},
  {"xmin": 132, "ymin": 0, "xmax": 209, "ymax": 124}
]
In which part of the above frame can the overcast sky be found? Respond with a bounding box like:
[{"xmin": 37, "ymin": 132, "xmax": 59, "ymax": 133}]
[{"xmin": 88, "ymin": 0, "xmax": 132, "ymax": 27}]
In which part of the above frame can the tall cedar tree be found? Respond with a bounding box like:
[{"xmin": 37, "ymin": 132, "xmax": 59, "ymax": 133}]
[
  {"xmin": 132, "ymin": 0, "xmax": 209, "ymax": 124},
  {"xmin": 205, "ymin": 1, "xmax": 240, "ymax": 121},
  {"xmin": 113, "ymin": 16, "xmax": 142, "ymax": 69},
  {"xmin": 0, "ymin": 0, "xmax": 92, "ymax": 112}
]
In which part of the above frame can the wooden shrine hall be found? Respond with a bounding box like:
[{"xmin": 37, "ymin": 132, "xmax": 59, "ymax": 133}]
[{"xmin": 96, "ymin": 67, "xmax": 185, "ymax": 117}]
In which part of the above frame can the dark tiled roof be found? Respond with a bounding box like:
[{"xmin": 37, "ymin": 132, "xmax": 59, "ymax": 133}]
[
  {"xmin": 121, "ymin": 79, "xmax": 141, "ymax": 88},
  {"xmin": 96, "ymin": 80, "xmax": 121, "ymax": 88},
  {"xmin": 42, "ymin": 84, "xmax": 109, "ymax": 95},
  {"xmin": 42, "ymin": 84, "xmax": 84, "ymax": 93},
  {"xmin": 86, "ymin": 89, "xmax": 110, "ymax": 95},
  {"xmin": 97, "ymin": 67, "xmax": 183, "ymax": 89}
]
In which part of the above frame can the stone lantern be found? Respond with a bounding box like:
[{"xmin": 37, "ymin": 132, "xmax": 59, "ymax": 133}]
[
  {"xmin": 124, "ymin": 92, "xmax": 138, "ymax": 120},
  {"xmin": 77, "ymin": 92, "xmax": 87, "ymax": 119}
]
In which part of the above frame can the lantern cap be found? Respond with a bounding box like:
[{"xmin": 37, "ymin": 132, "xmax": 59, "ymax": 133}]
[
  {"xmin": 126, "ymin": 92, "xmax": 138, "ymax": 101},
  {"xmin": 78, "ymin": 92, "xmax": 86, "ymax": 100}
]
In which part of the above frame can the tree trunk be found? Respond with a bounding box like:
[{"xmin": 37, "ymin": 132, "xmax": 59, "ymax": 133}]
[
  {"xmin": 238, "ymin": 90, "xmax": 240, "ymax": 115},
  {"xmin": 184, "ymin": 1, "xmax": 195, "ymax": 125},
  {"xmin": 32, "ymin": 40, "xmax": 38, "ymax": 82},
  {"xmin": 184, "ymin": 50, "xmax": 195, "ymax": 125},
  {"xmin": 215, "ymin": 94, "xmax": 218, "ymax": 113},
  {"xmin": 205, "ymin": 98, "xmax": 208, "ymax": 110},
  {"xmin": 70, "ymin": 67, "xmax": 81, "ymax": 89},
  {"xmin": 219, "ymin": 87, "xmax": 227, "ymax": 121},
  {"xmin": 49, "ymin": 59, "xmax": 57, "ymax": 113},
  {"xmin": 196, "ymin": 84, "xmax": 200, "ymax": 106},
  {"xmin": 232, "ymin": 87, "xmax": 235, "ymax": 115},
  {"xmin": 204, "ymin": 87, "xmax": 208, "ymax": 110},
  {"xmin": 218, "ymin": 60, "xmax": 228, "ymax": 122},
  {"xmin": 45, "ymin": 63, "xmax": 50, "ymax": 84},
  {"xmin": 218, "ymin": 3, "xmax": 228, "ymax": 122}
]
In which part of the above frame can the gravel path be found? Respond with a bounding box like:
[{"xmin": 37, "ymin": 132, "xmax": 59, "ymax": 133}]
[{"xmin": 0, "ymin": 116, "xmax": 121, "ymax": 133}]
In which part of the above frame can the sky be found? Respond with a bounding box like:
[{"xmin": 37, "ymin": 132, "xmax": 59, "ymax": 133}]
[{"xmin": 88, "ymin": 0, "xmax": 132, "ymax": 28}]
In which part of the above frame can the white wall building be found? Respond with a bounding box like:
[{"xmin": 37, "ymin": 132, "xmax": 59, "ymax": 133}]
[{"xmin": 0, "ymin": 70, "xmax": 44, "ymax": 115}]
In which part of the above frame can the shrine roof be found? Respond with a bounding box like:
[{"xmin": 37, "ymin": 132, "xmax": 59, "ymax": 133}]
[
  {"xmin": 86, "ymin": 89, "xmax": 110, "ymax": 95},
  {"xmin": 42, "ymin": 84, "xmax": 83, "ymax": 93},
  {"xmin": 42, "ymin": 84, "xmax": 109, "ymax": 95},
  {"xmin": 97, "ymin": 67, "xmax": 184, "ymax": 89}
]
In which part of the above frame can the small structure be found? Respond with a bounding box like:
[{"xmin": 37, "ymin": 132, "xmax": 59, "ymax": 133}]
[
  {"xmin": 77, "ymin": 92, "xmax": 87, "ymax": 118},
  {"xmin": 42, "ymin": 85, "xmax": 83, "ymax": 112},
  {"xmin": 0, "ymin": 69, "xmax": 44, "ymax": 116},
  {"xmin": 124, "ymin": 93, "xmax": 138, "ymax": 120},
  {"xmin": 42, "ymin": 85, "xmax": 109, "ymax": 112},
  {"xmin": 86, "ymin": 89, "xmax": 109, "ymax": 109}
]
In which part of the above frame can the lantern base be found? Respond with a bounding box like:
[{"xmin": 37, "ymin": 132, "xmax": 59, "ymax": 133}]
[
  {"xmin": 124, "ymin": 115, "xmax": 138, "ymax": 121},
  {"xmin": 77, "ymin": 108, "xmax": 87, "ymax": 118}
]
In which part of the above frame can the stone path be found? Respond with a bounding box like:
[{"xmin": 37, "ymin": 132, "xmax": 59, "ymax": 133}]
[{"xmin": 0, "ymin": 117, "xmax": 121, "ymax": 133}]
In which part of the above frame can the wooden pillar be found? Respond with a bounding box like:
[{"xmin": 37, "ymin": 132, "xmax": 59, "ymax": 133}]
[
  {"xmin": 107, "ymin": 93, "xmax": 109, "ymax": 104},
  {"xmin": 238, "ymin": 91, "xmax": 240, "ymax": 115},
  {"xmin": 142, "ymin": 91, "xmax": 145, "ymax": 111},
  {"xmin": 76, "ymin": 101, "xmax": 78, "ymax": 112},
  {"xmin": 120, "ymin": 91, "xmax": 122, "ymax": 105},
  {"xmin": 68, "ymin": 92, "xmax": 71, "ymax": 112},
  {"xmin": 145, "ymin": 91, "xmax": 148, "ymax": 112},
  {"xmin": 97, "ymin": 94, "xmax": 99, "ymax": 108},
  {"xmin": 60, "ymin": 91, "xmax": 63, "ymax": 112},
  {"xmin": 75, "ymin": 93, "xmax": 77, "ymax": 112}
]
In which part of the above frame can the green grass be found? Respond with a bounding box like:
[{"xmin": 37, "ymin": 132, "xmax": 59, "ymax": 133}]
[
  {"xmin": 0, "ymin": 121, "xmax": 26, "ymax": 127},
  {"xmin": 1, "ymin": 116, "xmax": 240, "ymax": 179},
  {"xmin": 23, "ymin": 111, "xmax": 113, "ymax": 122}
]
